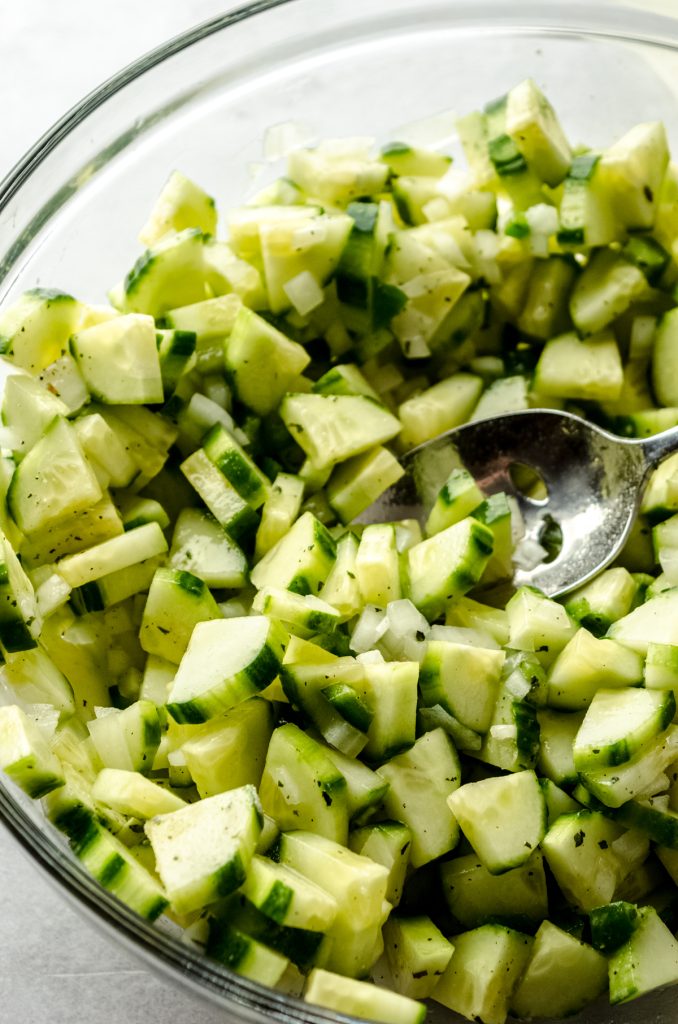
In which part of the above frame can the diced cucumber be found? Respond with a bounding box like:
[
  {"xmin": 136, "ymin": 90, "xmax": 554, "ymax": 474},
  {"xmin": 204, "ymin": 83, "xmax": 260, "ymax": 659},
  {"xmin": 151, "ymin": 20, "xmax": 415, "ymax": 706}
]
[
  {"xmin": 536, "ymin": 708, "xmax": 583, "ymax": 785},
  {"xmin": 279, "ymin": 833, "xmax": 387, "ymax": 942},
  {"xmin": 361, "ymin": 660, "xmax": 419, "ymax": 762},
  {"xmin": 398, "ymin": 373, "xmax": 483, "ymax": 450},
  {"xmin": 472, "ymin": 492, "xmax": 514, "ymax": 583},
  {"xmin": 475, "ymin": 681, "xmax": 541, "ymax": 773},
  {"xmin": 425, "ymin": 468, "xmax": 485, "ymax": 537},
  {"xmin": 405, "ymin": 517, "xmax": 494, "ymax": 621},
  {"xmin": 589, "ymin": 900, "xmax": 640, "ymax": 953},
  {"xmin": 260, "ymin": 210, "xmax": 352, "ymax": 313},
  {"xmin": 145, "ymin": 784, "xmax": 261, "ymax": 914},
  {"xmin": 87, "ymin": 700, "xmax": 161, "ymax": 774},
  {"xmin": 378, "ymin": 728, "xmax": 461, "ymax": 867},
  {"xmin": 280, "ymin": 658, "xmax": 369, "ymax": 757},
  {"xmin": 91, "ymin": 768, "xmax": 186, "ymax": 818},
  {"xmin": 0, "ymin": 288, "xmax": 83, "ymax": 373},
  {"xmin": 504, "ymin": 79, "xmax": 571, "ymax": 185},
  {"xmin": 319, "ymin": 532, "xmax": 362, "ymax": 622},
  {"xmin": 122, "ymin": 228, "xmax": 208, "ymax": 317},
  {"xmin": 281, "ymin": 393, "xmax": 400, "ymax": 472},
  {"xmin": 225, "ymin": 308, "xmax": 310, "ymax": 416},
  {"xmin": 506, "ymin": 587, "xmax": 576, "ymax": 665},
  {"xmin": 70, "ymin": 314, "xmax": 163, "ymax": 404},
  {"xmin": 577, "ymin": 725, "xmax": 678, "ymax": 808},
  {"xmin": 546, "ymin": 628, "xmax": 644, "ymax": 709},
  {"xmin": 116, "ymin": 494, "xmax": 168, "ymax": 533},
  {"xmin": 608, "ymin": 587, "xmax": 678, "ymax": 654},
  {"xmin": 420, "ymin": 641, "xmax": 504, "ymax": 733},
  {"xmin": 432, "ymin": 924, "xmax": 533, "ymax": 1024},
  {"xmin": 609, "ymin": 905, "xmax": 678, "ymax": 1004},
  {"xmin": 652, "ymin": 309, "xmax": 678, "ymax": 408},
  {"xmin": 645, "ymin": 641, "xmax": 678, "ymax": 690},
  {"xmin": 564, "ymin": 567, "xmax": 638, "ymax": 637},
  {"xmin": 2, "ymin": 645, "xmax": 75, "ymax": 715},
  {"xmin": 441, "ymin": 850, "xmax": 549, "ymax": 930},
  {"xmin": 253, "ymin": 587, "xmax": 339, "ymax": 639},
  {"xmin": 166, "ymin": 616, "xmax": 286, "ymax": 724},
  {"xmin": 255, "ymin": 473, "xmax": 305, "ymax": 562},
  {"xmin": 216, "ymin": 891, "xmax": 328, "ymax": 972},
  {"xmin": 511, "ymin": 920, "xmax": 607, "ymax": 1020},
  {"xmin": 383, "ymin": 915, "xmax": 453, "ymax": 999},
  {"xmin": 72, "ymin": 819, "xmax": 168, "ymax": 920},
  {"xmin": 164, "ymin": 292, "xmax": 242, "ymax": 342},
  {"xmin": 181, "ymin": 696, "xmax": 273, "ymax": 798},
  {"xmin": 74, "ymin": 413, "xmax": 138, "ymax": 489},
  {"xmin": 206, "ymin": 918, "xmax": 289, "ymax": 987},
  {"xmin": 251, "ymin": 511, "xmax": 336, "ymax": 596},
  {"xmin": 37, "ymin": 353, "xmax": 89, "ymax": 415},
  {"xmin": 57, "ymin": 522, "xmax": 167, "ymax": 588},
  {"xmin": 355, "ymin": 524, "xmax": 401, "ymax": 608},
  {"xmin": 320, "ymin": 742, "xmax": 389, "ymax": 824},
  {"xmin": 599, "ymin": 120, "xmax": 669, "ymax": 231},
  {"xmin": 0, "ymin": 704, "xmax": 64, "ymax": 798},
  {"xmin": 202, "ymin": 422, "xmax": 270, "ymax": 510},
  {"xmin": 180, "ymin": 449, "xmax": 259, "ymax": 549},
  {"xmin": 2, "ymin": 373, "xmax": 69, "ymax": 458},
  {"xmin": 287, "ymin": 142, "xmax": 389, "ymax": 205},
  {"xmin": 169, "ymin": 508, "xmax": 248, "ymax": 589},
  {"xmin": 139, "ymin": 567, "xmax": 221, "ymax": 664},
  {"xmin": 541, "ymin": 810, "xmax": 624, "ymax": 911},
  {"xmin": 156, "ymin": 328, "xmax": 196, "ymax": 392},
  {"xmin": 557, "ymin": 153, "xmax": 618, "ymax": 249},
  {"xmin": 240, "ymin": 854, "xmax": 338, "ymax": 931},
  {"xmin": 305, "ymin": 968, "xmax": 425, "ymax": 1024},
  {"xmin": 348, "ymin": 821, "xmax": 411, "ymax": 906},
  {"xmin": 573, "ymin": 687, "xmax": 675, "ymax": 770},
  {"xmin": 569, "ymin": 249, "xmax": 650, "ymax": 336},
  {"xmin": 448, "ymin": 770, "xmax": 546, "ymax": 874},
  {"xmin": 0, "ymin": 527, "xmax": 40, "ymax": 652},
  {"xmin": 326, "ymin": 446, "xmax": 404, "ymax": 525},
  {"xmin": 138, "ymin": 170, "xmax": 217, "ymax": 247},
  {"xmin": 8, "ymin": 416, "xmax": 102, "ymax": 537},
  {"xmin": 533, "ymin": 330, "xmax": 623, "ymax": 402},
  {"xmin": 445, "ymin": 596, "xmax": 510, "ymax": 646},
  {"xmin": 259, "ymin": 723, "xmax": 349, "ymax": 844}
]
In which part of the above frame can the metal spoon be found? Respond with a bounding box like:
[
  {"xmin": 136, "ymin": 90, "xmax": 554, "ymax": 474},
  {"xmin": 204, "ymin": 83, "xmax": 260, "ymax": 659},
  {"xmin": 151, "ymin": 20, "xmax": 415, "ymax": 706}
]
[{"xmin": 369, "ymin": 408, "xmax": 678, "ymax": 598}]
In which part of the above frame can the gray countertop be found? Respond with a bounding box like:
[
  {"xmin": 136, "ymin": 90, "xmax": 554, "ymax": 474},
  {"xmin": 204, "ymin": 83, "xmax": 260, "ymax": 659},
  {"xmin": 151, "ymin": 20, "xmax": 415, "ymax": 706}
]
[{"xmin": 0, "ymin": 6, "xmax": 239, "ymax": 1019}]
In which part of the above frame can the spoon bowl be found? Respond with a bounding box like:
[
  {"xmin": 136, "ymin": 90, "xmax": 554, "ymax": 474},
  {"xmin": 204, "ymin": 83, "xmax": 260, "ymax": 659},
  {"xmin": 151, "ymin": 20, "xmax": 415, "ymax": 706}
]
[{"xmin": 369, "ymin": 409, "xmax": 678, "ymax": 598}]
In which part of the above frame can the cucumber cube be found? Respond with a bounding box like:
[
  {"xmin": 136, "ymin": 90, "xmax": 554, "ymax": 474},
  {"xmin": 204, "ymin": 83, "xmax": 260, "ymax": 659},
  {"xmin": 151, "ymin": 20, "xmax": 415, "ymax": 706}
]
[
  {"xmin": 166, "ymin": 616, "xmax": 287, "ymax": 723},
  {"xmin": 447, "ymin": 770, "xmax": 546, "ymax": 874},
  {"xmin": 145, "ymin": 784, "xmax": 261, "ymax": 914}
]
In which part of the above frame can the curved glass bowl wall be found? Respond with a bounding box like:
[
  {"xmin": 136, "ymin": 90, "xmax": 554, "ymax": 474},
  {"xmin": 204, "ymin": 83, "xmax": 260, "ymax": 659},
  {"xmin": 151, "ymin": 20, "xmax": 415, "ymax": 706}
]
[{"xmin": 2, "ymin": 2, "xmax": 678, "ymax": 1021}]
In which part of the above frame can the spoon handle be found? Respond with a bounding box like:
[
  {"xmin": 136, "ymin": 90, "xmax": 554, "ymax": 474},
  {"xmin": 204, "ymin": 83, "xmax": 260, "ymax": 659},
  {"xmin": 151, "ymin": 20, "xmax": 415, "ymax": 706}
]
[{"xmin": 638, "ymin": 424, "xmax": 678, "ymax": 468}]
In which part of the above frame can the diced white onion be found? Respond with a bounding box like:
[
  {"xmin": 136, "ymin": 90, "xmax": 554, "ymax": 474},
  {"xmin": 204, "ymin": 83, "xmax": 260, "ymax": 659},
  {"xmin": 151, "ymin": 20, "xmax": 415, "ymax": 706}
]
[
  {"xmin": 350, "ymin": 605, "xmax": 389, "ymax": 653},
  {"xmin": 504, "ymin": 668, "xmax": 532, "ymax": 700},
  {"xmin": 356, "ymin": 650, "xmax": 385, "ymax": 665},
  {"xmin": 513, "ymin": 537, "xmax": 548, "ymax": 571},
  {"xmin": 282, "ymin": 270, "xmax": 325, "ymax": 316},
  {"xmin": 526, "ymin": 203, "xmax": 559, "ymax": 237}
]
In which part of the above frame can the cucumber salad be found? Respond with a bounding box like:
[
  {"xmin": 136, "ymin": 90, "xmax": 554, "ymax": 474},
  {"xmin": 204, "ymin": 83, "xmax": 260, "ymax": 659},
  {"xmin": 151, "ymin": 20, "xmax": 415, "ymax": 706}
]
[{"xmin": 4, "ymin": 78, "xmax": 678, "ymax": 1024}]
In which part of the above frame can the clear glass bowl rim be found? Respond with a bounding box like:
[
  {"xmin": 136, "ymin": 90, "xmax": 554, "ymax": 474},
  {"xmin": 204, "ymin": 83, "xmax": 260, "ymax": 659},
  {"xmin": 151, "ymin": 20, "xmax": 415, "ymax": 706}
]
[{"xmin": 2, "ymin": 1, "xmax": 678, "ymax": 1021}]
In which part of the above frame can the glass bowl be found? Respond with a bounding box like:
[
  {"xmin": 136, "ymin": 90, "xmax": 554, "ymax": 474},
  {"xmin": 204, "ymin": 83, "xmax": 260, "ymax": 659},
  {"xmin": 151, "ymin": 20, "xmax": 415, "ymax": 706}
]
[{"xmin": 3, "ymin": 1, "xmax": 678, "ymax": 1021}]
